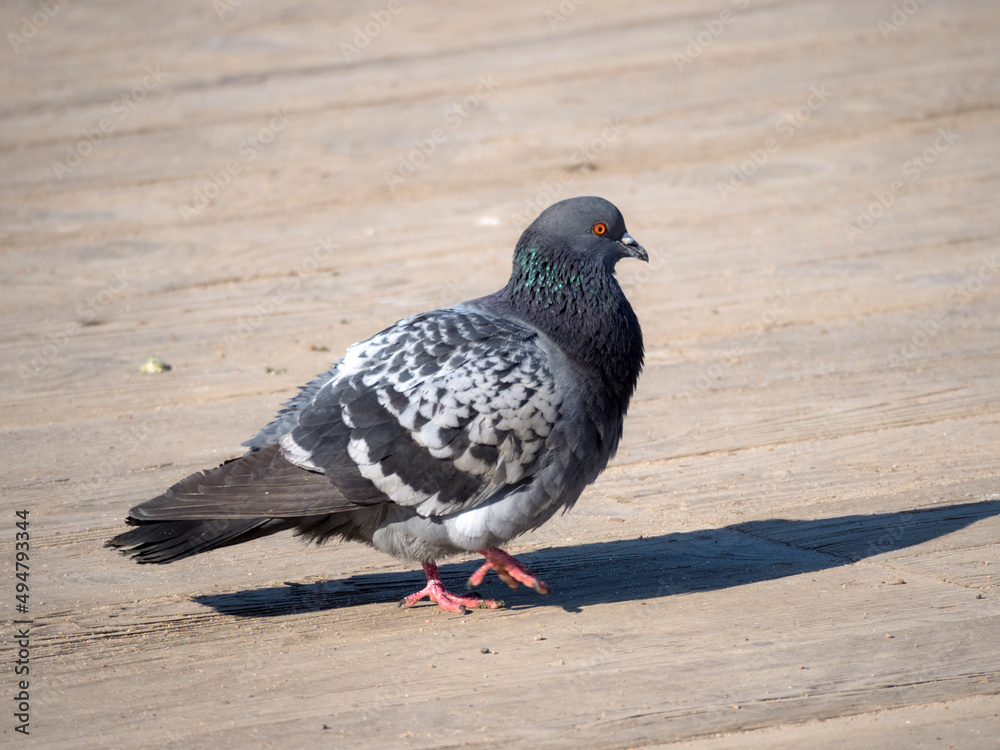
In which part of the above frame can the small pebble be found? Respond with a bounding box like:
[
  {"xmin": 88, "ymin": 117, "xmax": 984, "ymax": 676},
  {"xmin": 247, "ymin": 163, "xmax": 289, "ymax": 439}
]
[{"xmin": 140, "ymin": 356, "xmax": 171, "ymax": 373}]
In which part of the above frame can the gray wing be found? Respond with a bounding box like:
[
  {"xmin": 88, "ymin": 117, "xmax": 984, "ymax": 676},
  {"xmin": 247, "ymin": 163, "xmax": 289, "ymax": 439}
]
[{"xmin": 279, "ymin": 308, "xmax": 564, "ymax": 518}]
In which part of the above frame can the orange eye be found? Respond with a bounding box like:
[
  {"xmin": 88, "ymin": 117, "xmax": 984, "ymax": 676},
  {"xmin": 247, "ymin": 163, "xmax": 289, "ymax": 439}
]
[{"xmin": 592, "ymin": 222, "xmax": 607, "ymax": 236}]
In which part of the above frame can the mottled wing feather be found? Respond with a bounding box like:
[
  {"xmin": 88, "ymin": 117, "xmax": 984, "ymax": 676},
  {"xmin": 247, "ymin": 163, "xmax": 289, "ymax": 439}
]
[{"xmin": 283, "ymin": 308, "xmax": 563, "ymax": 517}]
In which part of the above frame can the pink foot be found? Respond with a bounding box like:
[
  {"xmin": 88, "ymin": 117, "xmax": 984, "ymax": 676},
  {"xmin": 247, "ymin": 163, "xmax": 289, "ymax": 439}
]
[
  {"xmin": 467, "ymin": 548, "xmax": 549, "ymax": 595},
  {"xmin": 400, "ymin": 562, "xmax": 504, "ymax": 613}
]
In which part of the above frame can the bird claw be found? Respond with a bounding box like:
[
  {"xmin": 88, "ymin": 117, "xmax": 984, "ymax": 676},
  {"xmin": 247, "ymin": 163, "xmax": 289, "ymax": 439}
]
[
  {"xmin": 468, "ymin": 548, "xmax": 550, "ymax": 595},
  {"xmin": 402, "ymin": 564, "xmax": 504, "ymax": 613},
  {"xmin": 400, "ymin": 589, "xmax": 503, "ymax": 613},
  {"xmin": 400, "ymin": 556, "xmax": 542, "ymax": 613}
]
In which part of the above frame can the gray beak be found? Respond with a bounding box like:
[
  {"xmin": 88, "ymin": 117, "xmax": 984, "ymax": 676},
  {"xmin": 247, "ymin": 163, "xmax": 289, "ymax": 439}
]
[{"xmin": 619, "ymin": 232, "xmax": 649, "ymax": 262}]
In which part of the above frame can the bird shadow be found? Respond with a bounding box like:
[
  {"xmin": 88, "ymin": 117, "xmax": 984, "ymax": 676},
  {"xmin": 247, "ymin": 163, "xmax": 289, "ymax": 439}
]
[{"xmin": 193, "ymin": 498, "xmax": 1000, "ymax": 617}]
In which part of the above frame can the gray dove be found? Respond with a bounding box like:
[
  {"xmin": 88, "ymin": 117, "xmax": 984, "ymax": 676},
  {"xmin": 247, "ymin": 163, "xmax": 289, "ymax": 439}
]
[{"xmin": 108, "ymin": 196, "xmax": 647, "ymax": 613}]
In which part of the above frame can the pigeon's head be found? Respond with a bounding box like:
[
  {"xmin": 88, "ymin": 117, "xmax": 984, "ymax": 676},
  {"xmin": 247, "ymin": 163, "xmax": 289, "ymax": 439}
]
[
  {"xmin": 517, "ymin": 196, "xmax": 648, "ymax": 269},
  {"xmin": 501, "ymin": 196, "xmax": 646, "ymax": 403}
]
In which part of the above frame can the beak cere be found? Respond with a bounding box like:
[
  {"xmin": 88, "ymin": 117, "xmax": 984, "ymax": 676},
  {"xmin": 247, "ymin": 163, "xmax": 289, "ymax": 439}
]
[{"xmin": 619, "ymin": 232, "xmax": 649, "ymax": 263}]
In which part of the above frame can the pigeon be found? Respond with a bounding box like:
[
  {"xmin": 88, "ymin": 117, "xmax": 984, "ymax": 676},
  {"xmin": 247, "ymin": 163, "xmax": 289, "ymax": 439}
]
[{"xmin": 107, "ymin": 196, "xmax": 647, "ymax": 613}]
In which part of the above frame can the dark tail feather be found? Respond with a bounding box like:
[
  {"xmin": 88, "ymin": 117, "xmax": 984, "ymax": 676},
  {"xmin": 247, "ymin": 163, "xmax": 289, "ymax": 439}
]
[
  {"xmin": 105, "ymin": 517, "xmax": 298, "ymax": 564},
  {"xmin": 106, "ymin": 443, "xmax": 382, "ymax": 562},
  {"xmin": 124, "ymin": 444, "xmax": 358, "ymax": 521}
]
